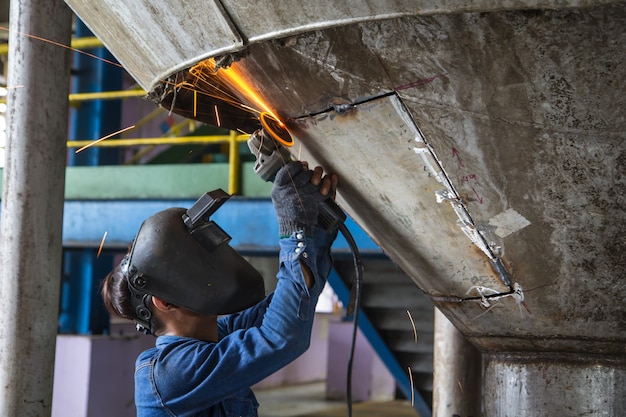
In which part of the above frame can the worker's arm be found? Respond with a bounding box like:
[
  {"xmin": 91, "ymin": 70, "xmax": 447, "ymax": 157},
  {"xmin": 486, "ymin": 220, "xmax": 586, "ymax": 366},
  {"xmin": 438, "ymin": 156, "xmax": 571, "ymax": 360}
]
[
  {"xmin": 147, "ymin": 231, "xmax": 329, "ymax": 415},
  {"xmin": 218, "ymin": 162, "xmax": 337, "ymax": 333}
]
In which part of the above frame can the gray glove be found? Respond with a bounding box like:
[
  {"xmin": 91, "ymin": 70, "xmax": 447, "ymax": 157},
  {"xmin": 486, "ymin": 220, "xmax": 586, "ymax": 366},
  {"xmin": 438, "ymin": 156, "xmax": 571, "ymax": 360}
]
[{"xmin": 271, "ymin": 161, "xmax": 325, "ymax": 236}]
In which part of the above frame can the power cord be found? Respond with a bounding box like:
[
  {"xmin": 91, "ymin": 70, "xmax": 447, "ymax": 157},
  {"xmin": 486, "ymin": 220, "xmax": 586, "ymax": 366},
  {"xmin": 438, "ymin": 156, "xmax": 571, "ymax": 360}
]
[{"xmin": 338, "ymin": 222, "xmax": 364, "ymax": 417}]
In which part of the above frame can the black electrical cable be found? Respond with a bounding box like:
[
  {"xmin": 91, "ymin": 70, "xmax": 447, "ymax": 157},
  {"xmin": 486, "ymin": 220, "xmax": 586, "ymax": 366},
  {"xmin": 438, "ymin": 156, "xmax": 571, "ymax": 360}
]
[
  {"xmin": 338, "ymin": 223, "xmax": 364, "ymax": 417},
  {"xmin": 249, "ymin": 122, "xmax": 364, "ymax": 415}
]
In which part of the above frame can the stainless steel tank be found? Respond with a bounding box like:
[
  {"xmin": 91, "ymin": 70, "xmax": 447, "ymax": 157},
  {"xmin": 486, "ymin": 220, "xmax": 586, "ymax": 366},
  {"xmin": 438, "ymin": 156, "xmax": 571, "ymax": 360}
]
[{"xmin": 65, "ymin": 1, "xmax": 626, "ymax": 415}]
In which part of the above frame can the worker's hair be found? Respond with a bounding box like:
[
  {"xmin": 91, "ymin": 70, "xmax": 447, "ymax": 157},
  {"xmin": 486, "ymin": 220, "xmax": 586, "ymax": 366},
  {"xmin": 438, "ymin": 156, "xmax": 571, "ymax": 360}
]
[
  {"xmin": 101, "ymin": 262, "xmax": 137, "ymax": 321},
  {"xmin": 101, "ymin": 251, "xmax": 165, "ymax": 335}
]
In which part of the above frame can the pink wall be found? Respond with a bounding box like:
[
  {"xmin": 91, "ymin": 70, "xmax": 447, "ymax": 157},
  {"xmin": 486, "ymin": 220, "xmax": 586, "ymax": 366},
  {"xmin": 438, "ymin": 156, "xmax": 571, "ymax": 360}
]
[{"xmin": 52, "ymin": 314, "xmax": 394, "ymax": 416}]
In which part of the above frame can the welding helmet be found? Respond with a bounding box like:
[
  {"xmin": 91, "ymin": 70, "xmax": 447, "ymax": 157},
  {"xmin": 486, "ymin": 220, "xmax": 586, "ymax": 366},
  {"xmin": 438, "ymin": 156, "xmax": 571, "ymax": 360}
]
[{"xmin": 122, "ymin": 189, "xmax": 265, "ymax": 334}]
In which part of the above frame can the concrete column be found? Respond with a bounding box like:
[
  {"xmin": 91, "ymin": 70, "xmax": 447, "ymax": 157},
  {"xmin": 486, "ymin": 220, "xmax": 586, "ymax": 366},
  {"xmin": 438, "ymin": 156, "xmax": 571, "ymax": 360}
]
[
  {"xmin": 433, "ymin": 308, "xmax": 482, "ymax": 417},
  {"xmin": 0, "ymin": 0, "xmax": 72, "ymax": 416}
]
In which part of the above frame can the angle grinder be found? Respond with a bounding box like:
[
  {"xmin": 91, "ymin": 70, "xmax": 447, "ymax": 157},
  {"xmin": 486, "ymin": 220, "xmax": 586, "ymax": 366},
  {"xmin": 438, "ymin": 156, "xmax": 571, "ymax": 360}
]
[{"xmin": 247, "ymin": 113, "xmax": 346, "ymax": 232}]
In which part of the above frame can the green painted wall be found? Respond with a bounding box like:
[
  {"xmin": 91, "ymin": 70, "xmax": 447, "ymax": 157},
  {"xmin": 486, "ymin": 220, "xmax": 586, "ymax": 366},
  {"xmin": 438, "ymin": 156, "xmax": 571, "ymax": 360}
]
[{"xmin": 0, "ymin": 162, "xmax": 272, "ymax": 199}]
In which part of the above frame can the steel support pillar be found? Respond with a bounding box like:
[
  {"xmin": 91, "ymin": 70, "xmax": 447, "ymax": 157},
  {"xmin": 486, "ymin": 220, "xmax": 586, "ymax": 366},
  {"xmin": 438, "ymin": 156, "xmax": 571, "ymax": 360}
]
[
  {"xmin": 0, "ymin": 0, "xmax": 72, "ymax": 415},
  {"xmin": 484, "ymin": 352, "xmax": 626, "ymax": 417},
  {"xmin": 433, "ymin": 308, "xmax": 483, "ymax": 417}
]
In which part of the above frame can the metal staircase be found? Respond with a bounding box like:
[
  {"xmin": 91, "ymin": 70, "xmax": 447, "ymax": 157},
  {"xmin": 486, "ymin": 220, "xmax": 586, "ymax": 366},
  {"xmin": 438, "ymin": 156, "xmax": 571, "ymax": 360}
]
[{"xmin": 331, "ymin": 256, "xmax": 434, "ymax": 417}]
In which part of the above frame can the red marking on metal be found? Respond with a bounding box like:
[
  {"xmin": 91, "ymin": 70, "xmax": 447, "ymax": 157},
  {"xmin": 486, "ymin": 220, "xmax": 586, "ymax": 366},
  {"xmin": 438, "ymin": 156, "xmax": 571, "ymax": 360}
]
[
  {"xmin": 471, "ymin": 187, "xmax": 484, "ymax": 204},
  {"xmin": 452, "ymin": 147, "xmax": 464, "ymax": 167},
  {"xmin": 395, "ymin": 72, "xmax": 448, "ymax": 91},
  {"xmin": 461, "ymin": 173, "xmax": 478, "ymax": 183}
]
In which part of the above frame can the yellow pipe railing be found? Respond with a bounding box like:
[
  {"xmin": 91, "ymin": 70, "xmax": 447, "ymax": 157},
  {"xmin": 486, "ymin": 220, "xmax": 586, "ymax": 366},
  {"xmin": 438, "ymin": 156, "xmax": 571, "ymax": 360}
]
[
  {"xmin": 65, "ymin": 36, "xmax": 104, "ymax": 51},
  {"xmin": 68, "ymin": 89, "xmax": 146, "ymax": 104},
  {"xmin": 0, "ymin": 89, "xmax": 146, "ymax": 104},
  {"xmin": 228, "ymin": 131, "xmax": 241, "ymax": 195},
  {"xmin": 0, "ymin": 36, "xmax": 103, "ymax": 56},
  {"xmin": 66, "ymin": 136, "xmax": 248, "ymax": 148},
  {"xmin": 67, "ymin": 134, "xmax": 251, "ymax": 195}
]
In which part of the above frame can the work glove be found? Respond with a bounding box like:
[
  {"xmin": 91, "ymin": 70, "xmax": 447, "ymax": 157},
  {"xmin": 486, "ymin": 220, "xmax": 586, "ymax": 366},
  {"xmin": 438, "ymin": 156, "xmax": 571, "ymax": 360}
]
[{"xmin": 271, "ymin": 161, "xmax": 325, "ymax": 236}]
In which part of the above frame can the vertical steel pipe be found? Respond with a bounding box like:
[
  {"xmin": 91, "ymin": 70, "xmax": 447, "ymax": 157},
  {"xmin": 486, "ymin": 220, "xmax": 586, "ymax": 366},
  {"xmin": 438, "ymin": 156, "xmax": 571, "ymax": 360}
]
[
  {"xmin": 433, "ymin": 308, "xmax": 483, "ymax": 417},
  {"xmin": 0, "ymin": 0, "xmax": 72, "ymax": 415}
]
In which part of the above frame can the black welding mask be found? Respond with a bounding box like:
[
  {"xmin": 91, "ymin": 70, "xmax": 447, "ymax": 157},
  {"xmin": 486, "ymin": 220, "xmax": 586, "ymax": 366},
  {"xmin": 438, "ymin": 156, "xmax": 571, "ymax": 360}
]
[{"xmin": 122, "ymin": 189, "xmax": 265, "ymax": 334}]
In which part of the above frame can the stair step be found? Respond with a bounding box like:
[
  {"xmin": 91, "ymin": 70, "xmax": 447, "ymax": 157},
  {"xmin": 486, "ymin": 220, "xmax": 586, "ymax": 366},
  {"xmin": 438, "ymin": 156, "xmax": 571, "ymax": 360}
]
[
  {"xmin": 361, "ymin": 284, "xmax": 431, "ymax": 309},
  {"xmin": 366, "ymin": 308, "xmax": 434, "ymax": 332},
  {"xmin": 396, "ymin": 351, "xmax": 434, "ymax": 374},
  {"xmin": 412, "ymin": 373, "xmax": 434, "ymax": 392},
  {"xmin": 332, "ymin": 255, "xmax": 436, "ymax": 409},
  {"xmin": 384, "ymin": 331, "xmax": 434, "ymax": 353},
  {"xmin": 334, "ymin": 259, "xmax": 413, "ymax": 285}
]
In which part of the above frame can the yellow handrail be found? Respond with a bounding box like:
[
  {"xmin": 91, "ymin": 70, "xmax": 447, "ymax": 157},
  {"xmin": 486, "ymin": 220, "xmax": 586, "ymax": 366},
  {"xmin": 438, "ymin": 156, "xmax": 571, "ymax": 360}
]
[
  {"xmin": 67, "ymin": 134, "xmax": 251, "ymax": 194},
  {"xmin": 0, "ymin": 36, "xmax": 103, "ymax": 56},
  {"xmin": 69, "ymin": 89, "xmax": 146, "ymax": 103},
  {"xmin": 67, "ymin": 135, "xmax": 249, "ymax": 148},
  {"xmin": 0, "ymin": 89, "xmax": 146, "ymax": 104},
  {"xmin": 228, "ymin": 131, "xmax": 240, "ymax": 195}
]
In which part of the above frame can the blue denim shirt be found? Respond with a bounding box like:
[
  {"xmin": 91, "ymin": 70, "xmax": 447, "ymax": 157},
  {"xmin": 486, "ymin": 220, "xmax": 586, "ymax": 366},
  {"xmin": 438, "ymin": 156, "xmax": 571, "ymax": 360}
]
[{"xmin": 134, "ymin": 227, "xmax": 337, "ymax": 417}]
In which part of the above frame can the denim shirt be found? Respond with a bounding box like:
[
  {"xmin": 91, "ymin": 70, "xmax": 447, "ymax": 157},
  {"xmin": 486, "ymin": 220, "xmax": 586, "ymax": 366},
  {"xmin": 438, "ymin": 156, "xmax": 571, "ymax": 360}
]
[{"xmin": 134, "ymin": 227, "xmax": 337, "ymax": 417}]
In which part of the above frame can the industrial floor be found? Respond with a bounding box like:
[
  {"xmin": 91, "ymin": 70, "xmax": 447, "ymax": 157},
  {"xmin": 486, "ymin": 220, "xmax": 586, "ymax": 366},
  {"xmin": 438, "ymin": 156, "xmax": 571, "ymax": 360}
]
[{"xmin": 255, "ymin": 382, "xmax": 419, "ymax": 417}]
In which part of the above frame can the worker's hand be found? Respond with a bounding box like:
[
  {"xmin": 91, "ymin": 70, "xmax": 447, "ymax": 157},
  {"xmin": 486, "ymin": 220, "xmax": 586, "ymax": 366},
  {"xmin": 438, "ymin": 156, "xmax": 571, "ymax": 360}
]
[
  {"xmin": 271, "ymin": 161, "xmax": 338, "ymax": 236},
  {"xmin": 307, "ymin": 163, "xmax": 338, "ymax": 201}
]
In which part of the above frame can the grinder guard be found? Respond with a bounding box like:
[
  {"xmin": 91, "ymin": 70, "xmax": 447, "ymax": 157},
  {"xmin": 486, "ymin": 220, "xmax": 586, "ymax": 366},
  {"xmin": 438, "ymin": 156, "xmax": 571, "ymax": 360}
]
[{"xmin": 124, "ymin": 194, "xmax": 265, "ymax": 333}]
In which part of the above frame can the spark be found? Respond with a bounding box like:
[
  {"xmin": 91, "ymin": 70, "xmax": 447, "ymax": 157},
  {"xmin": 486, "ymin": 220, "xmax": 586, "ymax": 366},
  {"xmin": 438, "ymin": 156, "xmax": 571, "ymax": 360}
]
[
  {"xmin": 187, "ymin": 60, "xmax": 256, "ymax": 114},
  {"xmin": 185, "ymin": 58, "xmax": 290, "ymax": 139},
  {"xmin": 211, "ymin": 59, "xmax": 283, "ymax": 124},
  {"xmin": 214, "ymin": 105, "xmax": 221, "ymax": 127},
  {"xmin": 407, "ymin": 367, "xmax": 415, "ymax": 407},
  {"xmin": 407, "ymin": 310, "xmax": 418, "ymax": 343},
  {"xmin": 239, "ymin": 103, "xmax": 259, "ymax": 114},
  {"xmin": 0, "ymin": 26, "xmax": 123, "ymax": 70},
  {"xmin": 75, "ymin": 125, "xmax": 135, "ymax": 153},
  {"xmin": 97, "ymin": 231, "xmax": 107, "ymax": 258},
  {"xmin": 457, "ymin": 380, "xmax": 465, "ymax": 395}
]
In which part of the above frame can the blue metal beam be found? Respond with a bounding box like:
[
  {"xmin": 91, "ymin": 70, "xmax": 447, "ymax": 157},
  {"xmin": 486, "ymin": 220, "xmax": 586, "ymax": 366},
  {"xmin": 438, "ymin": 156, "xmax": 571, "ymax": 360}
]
[
  {"xmin": 61, "ymin": 197, "xmax": 383, "ymax": 255},
  {"xmin": 327, "ymin": 268, "xmax": 431, "ymax": 417}
]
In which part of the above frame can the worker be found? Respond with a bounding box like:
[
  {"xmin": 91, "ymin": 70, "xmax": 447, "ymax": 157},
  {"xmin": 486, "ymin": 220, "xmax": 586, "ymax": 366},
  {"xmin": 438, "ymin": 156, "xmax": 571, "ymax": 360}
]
[{"xmin": 101, "ymin": 160, "xmax": 339, "ymax": 417}]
